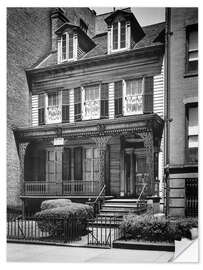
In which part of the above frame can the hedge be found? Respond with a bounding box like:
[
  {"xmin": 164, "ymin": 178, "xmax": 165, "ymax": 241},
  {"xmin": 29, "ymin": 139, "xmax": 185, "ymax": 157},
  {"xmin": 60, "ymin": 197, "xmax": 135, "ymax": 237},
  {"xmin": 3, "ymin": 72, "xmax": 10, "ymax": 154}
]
[
  {"xmin": 119, "ymin": 214, "xmax": 198, "ymax": 242},
  {"xmin": 34, "ymin": 202, "xmax": 93, "ymax": 240},
  {"xmin": 40, "ymin": 199, "xmax": 72, "ymax": 211}
]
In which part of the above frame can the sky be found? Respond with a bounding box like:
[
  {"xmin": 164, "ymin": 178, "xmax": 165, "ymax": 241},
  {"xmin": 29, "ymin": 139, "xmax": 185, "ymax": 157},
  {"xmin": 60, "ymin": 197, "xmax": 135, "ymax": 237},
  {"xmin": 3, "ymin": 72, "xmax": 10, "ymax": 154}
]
[{"xmin": 92, "ymin": 7, "xmax": 165, "ymax": 26}]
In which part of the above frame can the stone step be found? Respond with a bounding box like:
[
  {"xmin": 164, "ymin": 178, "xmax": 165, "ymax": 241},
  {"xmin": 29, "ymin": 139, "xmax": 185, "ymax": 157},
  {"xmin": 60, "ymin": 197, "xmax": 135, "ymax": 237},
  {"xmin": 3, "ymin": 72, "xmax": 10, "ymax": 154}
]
[
  {"xmin": 103, "ymin": 203, "xmax": 145, "ymax": 208},
  {"xmin": 105, "ymin": 199, "xmax": 146, "ymax": 203}
]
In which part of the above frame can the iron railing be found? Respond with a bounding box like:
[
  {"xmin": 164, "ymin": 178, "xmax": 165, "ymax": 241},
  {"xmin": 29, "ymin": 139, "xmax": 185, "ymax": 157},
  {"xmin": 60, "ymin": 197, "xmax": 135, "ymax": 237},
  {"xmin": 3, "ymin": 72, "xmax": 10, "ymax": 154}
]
[
  {"xmin": 87, "ymin": 184, "xmax": 106, "ymax": 215},
  {"xmin": 24, "ymin": 181, "xmax": 100, "ymax": 196},
  {"xmin": 7, "ymin": 213, "xmax": 123, "ymax": 248},
  {"xmin": 185, "ymin": 178, "xmax": 198, "ymax": 217}
]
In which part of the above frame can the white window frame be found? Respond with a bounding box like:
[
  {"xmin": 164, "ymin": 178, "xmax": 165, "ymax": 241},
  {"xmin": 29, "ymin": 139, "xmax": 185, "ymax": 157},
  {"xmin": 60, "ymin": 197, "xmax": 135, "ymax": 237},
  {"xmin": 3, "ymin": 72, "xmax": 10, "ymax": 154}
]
[
  {"xmin": 46, "ymin": 91, "xmax": 62, "ymax": 124},
  {"xmin": 111, "ymin": 21, "xmax": 128, "ymax": 53},
  {"xmin": 123, "ymin": 77, "xmax": 144, "ymax": 116},
  {"xmin": 82, "ymin": 84, "xmax": 101, "ymax": 120},
  {"xmin": 59, "ymin": 32, "xmax": 75, "ymax": 63}
]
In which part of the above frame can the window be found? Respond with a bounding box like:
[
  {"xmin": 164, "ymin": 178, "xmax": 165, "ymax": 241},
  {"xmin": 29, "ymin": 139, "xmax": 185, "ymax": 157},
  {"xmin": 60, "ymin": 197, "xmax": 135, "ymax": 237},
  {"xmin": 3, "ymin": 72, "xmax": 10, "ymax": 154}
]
[
  {"xmin": 38, "ymin": 94, "xmax": 45, "ymax": 125},
  {"xmin": 186, "ymin": 24, "xmax": 198, "ymax": 73},
  {"xmin": 82, "ymin": 84, "xmax": 100, "ymax": 120},
  {"xmin": 84, "ymin": 148, "xmax": 99, "ymax": 182},
  {"xmin": 111, "ymin": 21, "xmax": 127, "ymax": 51},
  {"xmin": 114, "ymin": 81, "xmax": 123, "ymax": 117},
  {"xmin": 74, "ymin": 147, "xmax": 83, "ymax": 180},
  {"xmin": 124, "ymin": 78, "xmax": 143, "ymax": 115},
  {"xmin": 47, "ymin": 92, "xmax": 61, "ymax": 124},
  {"xmin": 100, "ymin": 83, "xmax": 109, "ymax": 119},
  {"xmin": 80, "ymin": 19, "xmax": 88, "ymax": 33},
  {"xmin": 62, "ymin": 90, "xmax": 69, "ymax": 123},
  {"xmin": 74, "ymin": 87, "xmax": 82, "ymax": 122},
  {"xmin": 61, "ymin": 32, "xmax": 74, "ymax": 62},
  {"xmin": 48, "ymin": 92, "xmax": 59, "ymax": 107},
  {"xmin": 186, "ymin": 103, "xmax": 198, "ymax": 163}
]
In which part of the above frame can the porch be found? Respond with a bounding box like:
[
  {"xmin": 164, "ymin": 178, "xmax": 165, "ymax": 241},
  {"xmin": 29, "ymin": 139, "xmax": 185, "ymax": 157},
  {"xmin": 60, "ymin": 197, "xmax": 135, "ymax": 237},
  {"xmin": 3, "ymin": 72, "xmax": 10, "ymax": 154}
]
[{"xmin": 15, "ymin": 114, "xmax": 164, "ymax": 201}]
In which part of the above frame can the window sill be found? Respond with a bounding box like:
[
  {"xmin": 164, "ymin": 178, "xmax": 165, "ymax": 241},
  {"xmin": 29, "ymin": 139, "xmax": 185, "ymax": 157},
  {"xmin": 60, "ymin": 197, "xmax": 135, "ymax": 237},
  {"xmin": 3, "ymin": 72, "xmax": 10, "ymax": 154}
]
[{"xmin": 184, "ymin": 72, "xmax": 198, "ymax": 78}]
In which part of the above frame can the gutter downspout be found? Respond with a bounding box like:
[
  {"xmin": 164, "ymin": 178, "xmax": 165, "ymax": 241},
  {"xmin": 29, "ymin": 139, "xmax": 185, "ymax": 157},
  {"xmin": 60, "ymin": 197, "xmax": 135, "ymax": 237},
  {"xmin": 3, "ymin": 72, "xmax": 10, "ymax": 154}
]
[{"xmin": 164, "ymin": 7, "xmax": 171, "ymax": 217}]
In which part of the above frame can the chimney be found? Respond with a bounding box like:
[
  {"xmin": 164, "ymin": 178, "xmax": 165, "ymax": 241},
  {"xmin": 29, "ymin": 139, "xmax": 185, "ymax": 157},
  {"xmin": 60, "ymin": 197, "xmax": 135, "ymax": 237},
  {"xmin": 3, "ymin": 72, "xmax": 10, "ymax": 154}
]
[{"xmin": 51, "ymin": 8, "xmax": 69, "ymax": 52}]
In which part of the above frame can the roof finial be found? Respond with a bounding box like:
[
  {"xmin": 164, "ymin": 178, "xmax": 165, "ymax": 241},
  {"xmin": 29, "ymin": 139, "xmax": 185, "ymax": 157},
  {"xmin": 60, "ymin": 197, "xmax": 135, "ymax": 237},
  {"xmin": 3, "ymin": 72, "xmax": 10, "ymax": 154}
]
[{"xmin": 113, "ymin": 7, "xmax": 116, "ymax": 12}]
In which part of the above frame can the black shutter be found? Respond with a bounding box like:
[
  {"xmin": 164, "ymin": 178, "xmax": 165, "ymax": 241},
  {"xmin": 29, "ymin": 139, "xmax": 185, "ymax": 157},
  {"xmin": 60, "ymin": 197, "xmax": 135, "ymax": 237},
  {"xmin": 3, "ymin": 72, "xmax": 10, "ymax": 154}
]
[
  {"xmin": 74, "ymin": 147, "xmax": 83, "ymax": 180},
  {"xmin": 144, "ymin": 77, "xmax": 153, "ymax": 113},
  {"xmin": 74, "ymin": 87, "xmax": 81, "ymax": 122},
  {"xmin": 62, "ymin": 90, "xmax": 70, "ymax": 123},
  {"xmin": 62, "ymin": 148, "xmax": 71, "ymax": 181},
  {"xmin": 38, "ymin": 94, "xmax": 45, "ymax": 125},
  {"xmin": 114, "ymin": 81, "xmax": 123, "ymax": 117},
  {"xmin": 101, "ymin": 83, "xmax": 109, "ymax": 119}
]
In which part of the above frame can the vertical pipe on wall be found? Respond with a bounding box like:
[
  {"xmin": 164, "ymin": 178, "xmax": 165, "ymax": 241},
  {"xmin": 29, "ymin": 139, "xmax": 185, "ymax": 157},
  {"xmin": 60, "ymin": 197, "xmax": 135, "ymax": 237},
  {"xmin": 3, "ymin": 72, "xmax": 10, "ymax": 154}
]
[{"xmin": 164, "ymin": 8, "xmax": 171, "ymax": 216}]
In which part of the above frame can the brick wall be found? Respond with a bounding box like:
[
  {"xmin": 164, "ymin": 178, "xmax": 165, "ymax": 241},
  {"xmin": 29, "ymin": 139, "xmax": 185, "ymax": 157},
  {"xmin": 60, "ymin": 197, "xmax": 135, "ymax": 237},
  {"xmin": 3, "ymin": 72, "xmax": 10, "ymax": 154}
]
[
  {"xmin": 169, "ymin": 8, "xmax": 198, "ymax": 165},
  {"xmin": 7, "ymin": 8, "xmax": 52, "ymax": 208}
]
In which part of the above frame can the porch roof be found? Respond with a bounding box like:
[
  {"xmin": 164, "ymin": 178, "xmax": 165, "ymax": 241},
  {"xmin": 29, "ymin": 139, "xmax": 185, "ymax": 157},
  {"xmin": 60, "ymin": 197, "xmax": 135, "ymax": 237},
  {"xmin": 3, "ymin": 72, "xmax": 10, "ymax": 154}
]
[{"xmin": 15, "ymin": 113, "xmax": 164, "ymax": 147}]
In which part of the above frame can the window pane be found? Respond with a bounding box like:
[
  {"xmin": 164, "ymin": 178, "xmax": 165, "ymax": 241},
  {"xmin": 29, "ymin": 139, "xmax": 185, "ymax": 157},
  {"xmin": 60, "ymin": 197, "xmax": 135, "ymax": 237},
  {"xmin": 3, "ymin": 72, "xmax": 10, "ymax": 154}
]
[
  {"xmin": 74, "ymin": 88, "xmax": 81, "ymax": 103},
  {"xmin": 114, "ymin": 81, "xmax": 122, "ymax": 98},
  {"xmin": 120, "ymin": 21, "xmax": 126, "ymax": 48},
  {"xmin": 38, "ymin": 94, "xmax": 45, "ymax": 108},
  {"xmin": 189, "ymin": 51, "xmax": 198, "ymax": 61},
  {"xmin": 189, "ymin": 30, "xmax": 198, "ymax": 51},
  {"xmin": 101, "ymin": 83, "xmax": 108, "ymax": 99},
  {"xmin": 113, "ymin": 22, "xmax": 118, "ymax": 50},
  {"xmin": 188, "ymin": 107, "xmax": 198, "ymax": 135},
  {"xmin": 189, "ymin": 135, "xmax": 198, "ymax": 148},
  {"xmin": 62, "ymin": 90, "xmax": 69, "ymax": 105}
]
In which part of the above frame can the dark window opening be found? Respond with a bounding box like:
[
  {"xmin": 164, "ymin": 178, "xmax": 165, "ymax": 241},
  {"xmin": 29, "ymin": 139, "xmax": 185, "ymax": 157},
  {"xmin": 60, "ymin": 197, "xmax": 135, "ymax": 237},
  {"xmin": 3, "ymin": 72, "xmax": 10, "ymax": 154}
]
[
  {"xmin": 113, "ymin": 22, "xmax": 118, "ymax": 50},
  {"xmin": 120, "ymin": 21, "xmax": 126, "ymax": 48}
]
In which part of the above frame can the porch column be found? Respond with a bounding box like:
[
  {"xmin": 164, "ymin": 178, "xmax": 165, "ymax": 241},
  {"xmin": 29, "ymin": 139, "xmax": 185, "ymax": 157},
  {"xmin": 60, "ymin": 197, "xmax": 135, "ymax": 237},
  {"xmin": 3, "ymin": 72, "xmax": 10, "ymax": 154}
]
[
  {"xmin": 139, "ymin": 131, "xmax": 154, "ymax": 195},
  {"xmin": 92, "ymin": 136, "xmax": 111, "ymax": 188},
  {"xmin": 19, "ymin": 142, "xmax": 29, "ymax": 196}
]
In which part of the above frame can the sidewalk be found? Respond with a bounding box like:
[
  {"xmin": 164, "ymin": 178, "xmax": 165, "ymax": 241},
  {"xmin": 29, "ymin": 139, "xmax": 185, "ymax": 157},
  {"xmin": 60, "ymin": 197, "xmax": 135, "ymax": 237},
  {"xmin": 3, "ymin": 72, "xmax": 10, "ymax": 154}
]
[{"xmin": 7, "ymin": 243, "xmax": 174, "ymax": 263}]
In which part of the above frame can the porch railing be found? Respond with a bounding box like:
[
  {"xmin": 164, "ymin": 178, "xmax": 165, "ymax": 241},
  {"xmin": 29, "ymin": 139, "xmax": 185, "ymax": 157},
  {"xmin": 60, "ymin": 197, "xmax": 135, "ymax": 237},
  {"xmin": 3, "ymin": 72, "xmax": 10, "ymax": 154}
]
[{"xmin": 24, "ymin": 181, "xmax": 100, "ymax": 196}]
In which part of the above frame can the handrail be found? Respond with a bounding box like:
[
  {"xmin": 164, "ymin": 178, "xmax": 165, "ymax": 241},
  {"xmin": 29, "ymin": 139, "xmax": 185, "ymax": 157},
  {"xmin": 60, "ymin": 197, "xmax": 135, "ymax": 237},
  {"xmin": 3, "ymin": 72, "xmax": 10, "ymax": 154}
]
[
  {"xmin": 91, "ymin": 184, "xmax": 106, "ymax": 205},
  {"xmin": 136, "ymin": 183, "xmax": 147, "ymax": 205}
]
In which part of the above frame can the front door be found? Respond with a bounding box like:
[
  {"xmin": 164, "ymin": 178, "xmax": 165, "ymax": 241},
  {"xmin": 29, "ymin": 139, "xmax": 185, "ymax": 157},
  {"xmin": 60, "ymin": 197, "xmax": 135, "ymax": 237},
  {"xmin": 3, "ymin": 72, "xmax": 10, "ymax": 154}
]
[{"xmin": 124, "ymin": 149, "xmax": 146, "ymax": 197}]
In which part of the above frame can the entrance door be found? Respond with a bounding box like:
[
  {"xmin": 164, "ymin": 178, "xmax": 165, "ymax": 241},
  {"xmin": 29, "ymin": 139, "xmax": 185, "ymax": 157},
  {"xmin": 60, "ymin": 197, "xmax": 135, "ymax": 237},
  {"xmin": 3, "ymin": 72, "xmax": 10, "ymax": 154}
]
[{"xmin": 124, "ymin": 150, "xmax": 146, "ymax": 197}]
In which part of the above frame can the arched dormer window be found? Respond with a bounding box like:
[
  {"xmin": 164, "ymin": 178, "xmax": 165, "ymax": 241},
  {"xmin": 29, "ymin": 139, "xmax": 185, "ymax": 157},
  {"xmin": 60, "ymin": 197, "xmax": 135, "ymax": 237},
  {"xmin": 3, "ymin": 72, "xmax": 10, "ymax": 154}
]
[{"xmin": 112, "ymin": 20, "xmax": 128, "ymax": 51}]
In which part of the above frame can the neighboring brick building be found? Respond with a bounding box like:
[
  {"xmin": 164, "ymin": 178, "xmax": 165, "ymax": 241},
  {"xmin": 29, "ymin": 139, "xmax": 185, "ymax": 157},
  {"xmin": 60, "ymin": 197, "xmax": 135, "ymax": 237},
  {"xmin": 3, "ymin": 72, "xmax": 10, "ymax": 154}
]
[{"xmin": 165, "ymin": 8, "xmax": 198, "ymax": 216}]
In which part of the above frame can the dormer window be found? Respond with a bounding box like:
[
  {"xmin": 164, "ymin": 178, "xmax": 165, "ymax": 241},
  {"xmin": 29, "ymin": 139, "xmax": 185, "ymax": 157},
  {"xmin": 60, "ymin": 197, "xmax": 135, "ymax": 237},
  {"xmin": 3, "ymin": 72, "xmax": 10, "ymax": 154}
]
[
  {"xmin": 61, "ymin": 32, "xmax": 74, "ymax": 62},
  {"xmin": 112, "ymin": 21, "xmax": 127, "ymax": 50},
  {"xmin": 105, "ymin": 9, "xmax": 145, "ymax": 55}
]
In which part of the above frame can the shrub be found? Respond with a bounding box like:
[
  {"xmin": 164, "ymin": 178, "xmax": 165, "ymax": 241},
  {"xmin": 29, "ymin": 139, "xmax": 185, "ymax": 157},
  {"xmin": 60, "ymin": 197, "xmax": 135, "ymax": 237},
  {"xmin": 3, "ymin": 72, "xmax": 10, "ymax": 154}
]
[
  {"xmin": 169, "ymin": 217, "xmax": 198, "ymax": 239},
  {"xmin": 34, "ymin": 202, "xmax": 93, "ymax": 240},
  {"xmin": 40, "ymin": 199, "xmax": 72, "ymax": 211},
  {"xmin": 120, "ymin": 214, "xmax": 198, "ymax": 242},
  {"xmin": 120, "ymin": 214, "xmax": 178, "ymax": 243}
]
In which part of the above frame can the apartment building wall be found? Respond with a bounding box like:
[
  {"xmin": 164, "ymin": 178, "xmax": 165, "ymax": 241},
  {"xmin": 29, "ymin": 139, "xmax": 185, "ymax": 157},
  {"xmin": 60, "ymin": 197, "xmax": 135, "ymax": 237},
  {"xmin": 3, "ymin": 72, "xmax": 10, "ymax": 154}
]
[{"xmin": 167, "ymin": 8, "xmax": 198, "ymax": 216}]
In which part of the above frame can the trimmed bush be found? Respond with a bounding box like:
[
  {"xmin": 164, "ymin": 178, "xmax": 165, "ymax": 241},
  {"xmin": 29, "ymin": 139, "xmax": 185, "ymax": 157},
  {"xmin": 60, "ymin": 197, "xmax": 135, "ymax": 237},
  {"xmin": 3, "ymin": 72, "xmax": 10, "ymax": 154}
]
[
  {"xmin": 120, "ymin": 214, "xmax": 198, "ymax": 242},
  {"xmin": 169, "ymin": 217, "xmax": 198, "ymax": 240},
  {"xmin": 120, "ymin": 214, "xmax": 178, "ymax": 243},
  {"xmin": 40, "ymin": 199, "xmax": 72, "ymax": 211},
  {"xmin": 34, "ymin": 202, "xmax": 93, "ymax": 240}
]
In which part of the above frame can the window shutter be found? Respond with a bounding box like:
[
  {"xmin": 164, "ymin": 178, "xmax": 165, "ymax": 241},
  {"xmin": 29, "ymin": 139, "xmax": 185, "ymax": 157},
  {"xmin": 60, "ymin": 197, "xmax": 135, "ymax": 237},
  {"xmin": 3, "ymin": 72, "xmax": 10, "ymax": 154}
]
[
  {"xmin": 74, "ymin": 147, "xmax": 83, "ymax": 180},
  {"xmin": 114, "ymin": 81, "xmax": 123, "ymax": 117},
  {"xmin": 144, "ymin": 77, "xmax": 153, "ymax": 113},
  {"xmin": 38, "ymin": 94, "xmax": 45, "ymax": 125},
  {"xmin": 62, "ymin": 90, "xmax": 69, "ymax": 123},
  {"xmin": 74, "ymin": 87, "xmax": 81, "ymax": 121},
  {"xmin": 101, "ymin": 83, "xmax": 109, "ymax": 119},
  {"xmin": 69, "ymin": 33, "xmax": 74, "ymax": 59},
  {"xmin": 62, "ymin": 148, "xmax": 71, "ymax": 181}
]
